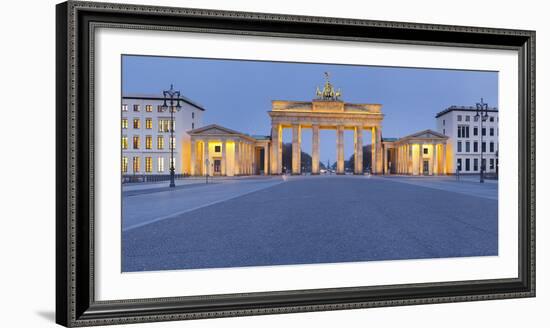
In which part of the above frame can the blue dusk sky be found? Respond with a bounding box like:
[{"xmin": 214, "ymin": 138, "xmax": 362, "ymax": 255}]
[{"xmin": 122, "ymin": 55, "xmax": 498, "ymax": 164}]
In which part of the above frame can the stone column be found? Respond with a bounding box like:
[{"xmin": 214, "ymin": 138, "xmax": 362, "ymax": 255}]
[
  {"xmin": 263, "ymin": 145, "xmax": 269, "ymax": 175},
  {"xmin": 383, "ymin": 145, "xmax": 388, "ymax": 175},
  {"xmin": 312, "ymin": 125, "xmax": 320, "ymax": 174},
  {"xmin": 371, "ymin": 127, "xmax": 376, "ymax": 174},
  {"xmin": 376, "ymin": 127, "xmax": 383, "ymax": 173},
  {"xmin": 190, "ymin": 139, "xmax": 196, "ymax": 176},
  {"xmin": 234, "ymin": 140, "xmax": 240, "ymax": 175},
  {"xmin": 292, "ymin": 124, "xmax": 301, "ymax": 175},
  {"xmin": 271, "ymin": 124, "xmax": 280, "ymax": 174},
  {"xmin": 337, "ymin": 125, "xmax": 345, "ymax": 174},
  {"xmin": 433, "ymin": 143, "xmax": 439, "ymax": 175},
  {"xmin": 204, "ymin": 140, "xmax": 210, "ymax": 176},
  {"xmin": 354, "ymin": 126, "xmax": 363, "ymax": 174},
  {"xmin": 221, "ymin": 140, "xmax": 226, "ymax": 176},
  {"xmin": 418, "ymin": 144, "xmax": 424, "ymax": 175},
  {"xmin": 443, "ymin": 143, "xmax": 447, "ymax": 174}
]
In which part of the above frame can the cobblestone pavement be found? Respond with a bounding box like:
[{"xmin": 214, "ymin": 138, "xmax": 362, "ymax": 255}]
[{"xmin": 123, "ymin": 175, "xmax": 498, "ymax": 272}]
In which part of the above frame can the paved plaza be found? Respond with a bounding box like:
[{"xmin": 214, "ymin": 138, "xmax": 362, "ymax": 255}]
[{"xmin": 122, "ymin": 175, "xmax": 498, "ymax": 272}]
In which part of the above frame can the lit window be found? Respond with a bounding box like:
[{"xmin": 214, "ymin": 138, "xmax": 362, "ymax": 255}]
[
  {"xmin": 121, "ymin": 136, "xmax": 128, "ymax": 149},
  {"xmin": 122, "ymin": 157, "xmax": 128, "ymax": 173},
  {"xmin": 145, "ymin": 118, "xmax": 153, "ymax": 129},
  {"xmin": 133, "ymin": 136, "xmax": 140, "ymax": 149},
  {"xmin": 158, "ymin": 119, "xmax": 173, "ymax": 132},
  {"xmin": 145, "ymin": 157, "xmax": 153, "ymax": 173},
  {"xmin": 145, "ymin": 135, "xmax": 152, "ymax": 149},
  {"xmin": 122, "ymin": 104, "xmax": 128, "ymax": 112},
  {"xmin": 169, "ymin": 137, "xmax": 176, "ymax": 150},
  {"xmin": 145, "ymin": 105, "xmax": 153, "ymax": 112},
  {"xmin": 157, "ymin": 105, "xmax": 165, "ymax": 112},
  {"xmin": 133, "ymin": 104, "xmax": 140, "ymax": 112},
  {"xmin": 158, "ymin": 157, "xmax": 165, "ymax": 173},
  {"xmin": 157, "ymin": 136, "xmax": 164, "ymax": 149},
  {"xmin": 132, "ymin": 157, "xmax": 140, "ymax": 173},
  {"xmin": 122, "ymin": 118, "xmax": 128, "ymax": 129},
  {"xmin": 133, "ymin": 118, "xmax": 140, "ymax": 129}
]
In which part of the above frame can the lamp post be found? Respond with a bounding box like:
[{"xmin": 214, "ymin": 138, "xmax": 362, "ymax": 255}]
[
  {"xmin": 162, "ymin": 84, "xmax": 182, "ymax": 188},
  {"xmin": 475, "ymin": 98, "xmax": 489, "ymax": 183}
]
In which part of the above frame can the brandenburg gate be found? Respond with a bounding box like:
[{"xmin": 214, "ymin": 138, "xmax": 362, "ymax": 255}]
[{"xmin": 269, "ymin": 74, "xmax": 384, "ymax": 175}]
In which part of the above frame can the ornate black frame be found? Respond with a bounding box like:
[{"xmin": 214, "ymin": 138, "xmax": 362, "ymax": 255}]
[{"xmin": 56, "ymin": 1, "xmax": 535, "ymax": 326}]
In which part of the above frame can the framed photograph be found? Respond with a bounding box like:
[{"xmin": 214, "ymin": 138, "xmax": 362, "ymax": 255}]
[{"xmin": 56, "ymin": 1, "xmax": 535, "ymax": 326}]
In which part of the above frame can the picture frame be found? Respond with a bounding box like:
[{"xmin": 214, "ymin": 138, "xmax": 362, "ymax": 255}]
[{"xmin": 56, "ymin": 0, "xmax": 535, "ymax": 326}]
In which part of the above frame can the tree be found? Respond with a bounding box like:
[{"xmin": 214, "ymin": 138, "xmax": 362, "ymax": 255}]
[
  {"xmin": 347, "ymin": 145, "xmax": 372, "ymax": 172},
  {"xmin": 280, "ymin": 143, "xmax": 324, "ymax": 173}
]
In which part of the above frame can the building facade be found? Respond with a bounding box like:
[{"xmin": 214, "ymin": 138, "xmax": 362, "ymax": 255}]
[
  {"xmin": 436, "ymin": 106, "xmax": 499, "ymax": 175},
  {"xmin": 121, "ymin": 94, "xmax": 205, "ymax": 176}
]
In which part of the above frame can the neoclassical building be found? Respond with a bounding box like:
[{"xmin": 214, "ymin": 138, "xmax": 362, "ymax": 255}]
[{"xmin": 186, "ymin": 74, "xmax": 457, "ymax": 177}]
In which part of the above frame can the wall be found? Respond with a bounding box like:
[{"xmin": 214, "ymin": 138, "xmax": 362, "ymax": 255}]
[{"xmin": 0, "ymin": 0, "xmax": 546, "ymax": 327}]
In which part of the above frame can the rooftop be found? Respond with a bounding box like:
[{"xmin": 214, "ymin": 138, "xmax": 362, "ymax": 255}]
[
  {"xmin": 122, "ymin": 93, "xmax": 206, "ymax": 111},
  {"xmin": 435, "ymin": 105, "xmax": 498, "ymax": 118}
]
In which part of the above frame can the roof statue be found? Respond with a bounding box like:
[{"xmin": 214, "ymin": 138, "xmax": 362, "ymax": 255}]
[{"xmin": 315, "ymin": 72, "xmax": 342, "ymax": 101}]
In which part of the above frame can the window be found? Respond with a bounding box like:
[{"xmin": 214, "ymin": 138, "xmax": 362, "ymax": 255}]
[
  {"xmin": 465, "ymin": 115, "xmax": 470, "ymax": 122},
  {"xmin": 157, "ymin": 105, "xmax": 165, "ymax": 112},
  {"xmin": 482, "ymin": 158, "xmax": 486, "ymax": 170},
  {"xmin": 133, "ymin": 104, "xmax": 140, "ymax": 112},
  {"xmin": 215, "ymin": 145, "xmax": 221, "ymax": 153},
  {"xmin": 473, "ymin": 127, "xmax": 478, "ymax": 136},
  {"xmin": 158, "ymin": 119, "xmax": 174, "ymax": 132},
  {"xmin": 122, "ymin": 157, "xmax": 128, "ymax": 173},
  {"xmin": 482, "ymin": 142, "xmax": 486, "ymax": 152},
  {"xmin": 474, "ymin": 115, "xmax": 479, "ymax": 122},
  {"xmin": 490, "ymin": 142, "xmax": 494, "ymax": 153},
  {"xmin": 457, "ymin": 115, "xmax": 462, "ymax": 121},
  {"xmin": 169, "ymin": 137, "xmax": 176, "ymax": 150},
  {"xmin": 443, "ymin": 128, "xmax": 445, "ymax": 135},
  {"xmin": 490, "ymin": 128, "xmax": 494, "ymax": 136},
  {"xmin": 489, "ymin": 116, "xmax": 495, "ymax": 122},
  {"xmin": 192, "ymin": 112, "xmax": 195, "ymax": 119},
  {"xmin": 122, "ymin": 118, "xmax": 128, "ymax": 129},
  {"xmin": 121, "ymin": 136, "xmax": 128, "ymax": 149},
  {"xmin": 423, "ymin": 147, "xmax": 428, "ymax": 155},
  {"xmin": 192, "ymin": 123, "xmax": 195, "ymax": 129},
  {"xmin": 465, "ymin": 141, "xmax": 470, "ymax": 153},
  {"xmin": 133, "ymin": 157, "xmax": 140, "ymax": 173},
  {"xmin": 158, "ymin": 157, "xmax": 165, "ymax": 173},
  {"xmin": 474, "ymin": 158, "xmax": 478, "ymax": 171},
  {"xmin": 457, "ymin": 141, "xmax": 462, "ymax": 153},
  {"xmin": 473, "ymin": 141, "xmax": 478, "ymax": 153},
  {"xmin": 457, "ymin": 158, "xmax": 462, "ymax": 171},
  {"xmin": 490, "ymin": 159, "xmax": 495, "ymax": 170},
  {"xmin": 145, "ymin": 105, "xmax": 153, "ymax": 112},
  {"xmin": 457, "ymin": 125, "xmax": 469, "ymax": 138},
  {"xmin": 122, "ymin": 104, "xmax": 128, "ymax": 112},
  {"xmin": 157, "ymin": 136, "xmax": 164, "ymax": 149},
  {"xmin": 133, "ymin": 118, "xmax": 140, "ymax": 129},
  {"xmin": 145, "ymin": 157, "xmax": 153, "ymax": 173},
  {"xmin": 482, "ymin": 127, "xmax": 486, "ymax": 136},
  {"xmin": 133, "ymin": 136, "xmax": 140, "ymax": 149},
  {"xmin": 145, "ymin": 118, "xmax": 153, "ymax": 129},
  {"xmin": 145, "ymin": 135, "xmax": 152, "ymax": 149},
  {"xmin": 465, "ymin": 158, "xmax": 470, "ymax": 171}
]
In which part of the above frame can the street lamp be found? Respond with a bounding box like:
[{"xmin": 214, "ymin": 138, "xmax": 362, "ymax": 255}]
[
  {"xmin": 161, "ymin": 84, "xmax": 182, "ymax": 188},
  {"xmin": 475, "ymin": 98, "xmax": 489, "ymax": 183}
]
